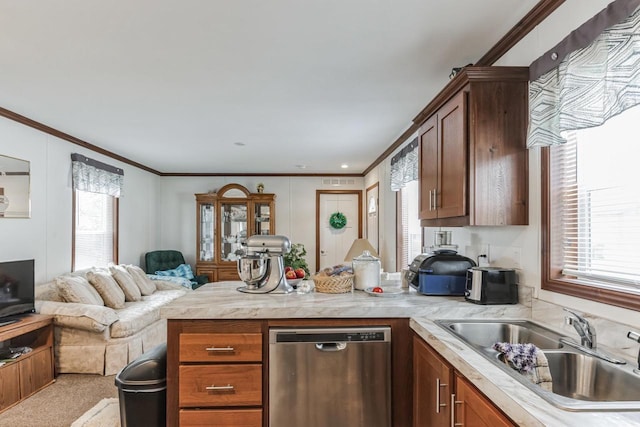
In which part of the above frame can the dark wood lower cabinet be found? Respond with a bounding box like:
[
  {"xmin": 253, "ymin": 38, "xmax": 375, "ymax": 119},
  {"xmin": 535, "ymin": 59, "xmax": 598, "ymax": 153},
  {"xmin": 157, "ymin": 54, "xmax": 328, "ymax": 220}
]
[
  {"xmin": 167, "ymin": 318, "xmax": 412, "ymax": 427},
  {"xmin": 413, "ymin": 335, "xmax": 453, "ymax": 427},
  {"xmin": 168, "ymin": 320, "xmax": 516, "ymax": 427},
  {"xmin": 413, "ymin": 333, "xmax": 516, "ymax": 427},
  {"xmin": 454, "ymin": 374, "xmax": 515, "ymax": 427}
]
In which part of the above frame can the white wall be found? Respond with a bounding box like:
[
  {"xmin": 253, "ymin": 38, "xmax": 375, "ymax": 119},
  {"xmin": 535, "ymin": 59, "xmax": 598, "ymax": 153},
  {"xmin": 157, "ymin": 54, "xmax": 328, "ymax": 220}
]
[
  {"xmin": 156, "ymin": 176, "xmax": 363, "ymax": 274},
  {"xmin": 0, "ymin": 116, "xmax": 161, "ymax": 285},
  {"xmin": 371, "ymin": 0, "xmax": 640, "ymax": 328},
  {"xmin": 0, "ymin": 111, "xmax": 363, "ymax": 283}
]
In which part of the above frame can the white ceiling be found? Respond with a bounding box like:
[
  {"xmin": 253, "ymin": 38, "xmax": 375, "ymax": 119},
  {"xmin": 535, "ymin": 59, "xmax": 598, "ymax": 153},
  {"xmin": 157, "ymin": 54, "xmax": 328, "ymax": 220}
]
[{"xmin": 0, "ymin": 0, "xmax": 539, "ymax": 174}]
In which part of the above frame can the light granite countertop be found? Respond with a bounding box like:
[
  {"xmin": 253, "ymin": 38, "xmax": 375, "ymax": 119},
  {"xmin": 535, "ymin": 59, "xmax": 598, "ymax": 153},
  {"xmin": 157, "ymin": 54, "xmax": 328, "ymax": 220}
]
[
  {"xmin": 161, "ymin": 281, "xmax": 640, "ymax": 426},
  {"xmin": 160, "ymin": 281, "xmax": 531, "ymax": 319}
]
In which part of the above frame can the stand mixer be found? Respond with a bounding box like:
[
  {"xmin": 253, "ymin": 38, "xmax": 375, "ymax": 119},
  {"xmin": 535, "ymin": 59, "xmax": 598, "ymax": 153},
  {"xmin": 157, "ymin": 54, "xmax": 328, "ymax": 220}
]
[{"xmin": 237, "ymin": 235, "xmax": 293, "ymax": 294}]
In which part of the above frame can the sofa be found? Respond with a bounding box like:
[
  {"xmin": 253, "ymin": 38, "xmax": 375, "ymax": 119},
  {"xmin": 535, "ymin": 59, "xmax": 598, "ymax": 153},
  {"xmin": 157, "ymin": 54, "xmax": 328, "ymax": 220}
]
[{"xmin": 35, "ymin": 264, "xmax": 192, "ymax": 375}]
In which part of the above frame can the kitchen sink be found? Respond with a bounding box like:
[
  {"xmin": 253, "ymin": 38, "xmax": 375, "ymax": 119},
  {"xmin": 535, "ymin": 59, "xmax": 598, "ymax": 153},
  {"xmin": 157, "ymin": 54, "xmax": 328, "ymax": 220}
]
[
  {"xmin": 435, "ymin": 319, "xmax": 640, "ymax": 411},
  {"xmin": 443, "ymin": 320, "xmax": 564, "ymax": 350},
  {"xmin": 547, "ymin": 351, "xmax": 640, "ymax": 402}
]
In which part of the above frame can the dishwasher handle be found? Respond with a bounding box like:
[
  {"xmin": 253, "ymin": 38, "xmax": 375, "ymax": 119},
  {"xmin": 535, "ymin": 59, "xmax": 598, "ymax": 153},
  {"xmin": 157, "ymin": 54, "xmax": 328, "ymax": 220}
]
[{"xmin": 315, "ymin": 342, "xmax": 347, "ymax": 352}]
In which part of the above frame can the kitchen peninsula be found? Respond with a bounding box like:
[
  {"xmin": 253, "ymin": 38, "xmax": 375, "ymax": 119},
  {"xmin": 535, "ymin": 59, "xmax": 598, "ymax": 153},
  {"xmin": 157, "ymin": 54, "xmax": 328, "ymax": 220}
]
[{"xmin": 161, "ymin": 282, "xmax": 640, "ymax": 427}]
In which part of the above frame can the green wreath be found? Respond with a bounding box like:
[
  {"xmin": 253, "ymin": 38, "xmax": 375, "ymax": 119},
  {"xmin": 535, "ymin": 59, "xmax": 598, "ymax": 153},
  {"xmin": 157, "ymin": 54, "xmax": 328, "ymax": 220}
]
[{"xmin": 329, "ymin": 212, "xmax": 347, "ymax": 229}]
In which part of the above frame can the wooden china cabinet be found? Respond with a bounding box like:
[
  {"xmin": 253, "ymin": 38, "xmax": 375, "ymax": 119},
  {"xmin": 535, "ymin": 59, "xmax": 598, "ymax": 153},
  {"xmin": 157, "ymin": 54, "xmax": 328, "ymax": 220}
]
[{"xmin": 195, "ymin": 184, "xmax": 275, "ymax": 282}]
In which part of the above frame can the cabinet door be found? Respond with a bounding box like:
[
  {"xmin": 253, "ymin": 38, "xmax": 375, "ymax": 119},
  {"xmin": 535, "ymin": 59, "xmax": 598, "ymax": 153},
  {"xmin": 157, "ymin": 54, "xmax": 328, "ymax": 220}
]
[
  {"xmin": 437, "ymin": 91, "xmax": 467, "ymax": 219},
  {"xmin": 413, "ymin": 336, "xmax": 453, "ymax": 427},
  {"xmin": 0, "ymin": 362, "xmax": 21, "ymax": 411},
  {"xmin": 419, "ymin": 116, "xmax": 438, "ymax": 220},
  {"xmin": 198, "ymin": 202, "xmax": 215, "ymax": 262},
  {"xmin": 220, "ymin": 202, "xmax": 247, "ymax": 262},
  {"xmin": 196, "ymin": 268, "xmax": 217, "ymax": 283},
  {"xmin": 19, "ymin": 348, "xmax": 54, "ymax": 398},
  {"xmin": 454, "ymin": 374, "xmax": 515, "ymax": 427},
  {"xmin": 253, "ymin": 202, "xmax": 272, "ymax": 236}
]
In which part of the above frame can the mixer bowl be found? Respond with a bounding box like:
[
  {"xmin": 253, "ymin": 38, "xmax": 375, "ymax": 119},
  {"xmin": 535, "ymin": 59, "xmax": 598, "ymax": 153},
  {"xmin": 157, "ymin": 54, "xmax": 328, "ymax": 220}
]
[{"xmin": 237, "ymin": 255, "xmax": 270, "ymax": 285}]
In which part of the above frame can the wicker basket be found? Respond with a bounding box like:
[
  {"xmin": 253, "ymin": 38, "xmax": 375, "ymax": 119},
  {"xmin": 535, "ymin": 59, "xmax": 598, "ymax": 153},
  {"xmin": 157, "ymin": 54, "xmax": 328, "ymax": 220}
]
[{"xmin": 311, "ymin": 273, "xmax": 354, "ymax": 294}]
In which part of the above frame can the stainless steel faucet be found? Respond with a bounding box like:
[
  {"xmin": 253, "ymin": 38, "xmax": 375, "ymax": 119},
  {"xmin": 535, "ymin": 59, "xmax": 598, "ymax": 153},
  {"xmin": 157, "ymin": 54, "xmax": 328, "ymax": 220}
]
[
  {"xmin": 627, "ymin": 331, "xmax": 640, "ymax": 374},
  {"xmin": 564, "ymin": 308, "xmax": 597, "ymax": 349}
]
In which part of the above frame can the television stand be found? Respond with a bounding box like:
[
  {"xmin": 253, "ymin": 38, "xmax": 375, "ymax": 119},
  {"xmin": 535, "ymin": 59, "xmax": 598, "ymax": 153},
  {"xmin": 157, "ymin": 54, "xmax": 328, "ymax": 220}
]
[{"xmin": 0, "ymin": 314, "xmax": 54, "ymax": 414}]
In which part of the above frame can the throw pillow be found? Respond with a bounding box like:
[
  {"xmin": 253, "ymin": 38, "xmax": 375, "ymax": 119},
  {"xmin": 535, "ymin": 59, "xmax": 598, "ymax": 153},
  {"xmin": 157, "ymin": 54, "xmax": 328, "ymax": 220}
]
[
  {"xmin": 125, "ymin": 264, "xmax": 156, "ymax": 296},
  {"xmin": 109, "ymin": 265, "xmax": 142, "ymax": 302},
  {"xmin": 55, "ymin": 275, "xmax": 104, "ymax": 306},
  {"xmin": 86, "ymin": 269, "xmax": 126, "ymax": 309},
  {"xmin": 155, "ymin": 263, "xmax": 195, "ymax": 280}
]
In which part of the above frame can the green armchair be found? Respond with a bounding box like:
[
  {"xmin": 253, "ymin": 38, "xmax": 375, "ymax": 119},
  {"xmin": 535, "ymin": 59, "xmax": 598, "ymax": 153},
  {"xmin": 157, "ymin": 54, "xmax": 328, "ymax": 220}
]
[{"xmin": 144, "ymin": 250, "xmax": 208, "ymax": 289}]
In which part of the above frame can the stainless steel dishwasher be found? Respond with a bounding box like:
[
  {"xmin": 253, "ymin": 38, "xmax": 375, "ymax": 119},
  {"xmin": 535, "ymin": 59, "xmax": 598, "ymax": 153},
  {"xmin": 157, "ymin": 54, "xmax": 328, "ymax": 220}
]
[{"xmin": 269, "ymin": 327, "xmax": 391, "ymax": 427}]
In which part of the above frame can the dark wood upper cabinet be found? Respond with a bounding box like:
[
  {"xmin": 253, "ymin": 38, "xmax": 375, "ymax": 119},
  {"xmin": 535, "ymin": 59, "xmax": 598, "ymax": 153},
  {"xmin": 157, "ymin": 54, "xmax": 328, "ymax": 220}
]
[{"xmin": 417, "ymin": 67, "xmax": 529, "ymax": 227}]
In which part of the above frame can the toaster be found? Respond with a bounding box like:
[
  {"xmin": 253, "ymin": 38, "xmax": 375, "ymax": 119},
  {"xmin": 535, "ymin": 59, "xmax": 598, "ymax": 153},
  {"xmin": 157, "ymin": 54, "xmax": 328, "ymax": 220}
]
[{"xmin": 465, "ymin": 267, "xmax": 518, "ymax": 304}]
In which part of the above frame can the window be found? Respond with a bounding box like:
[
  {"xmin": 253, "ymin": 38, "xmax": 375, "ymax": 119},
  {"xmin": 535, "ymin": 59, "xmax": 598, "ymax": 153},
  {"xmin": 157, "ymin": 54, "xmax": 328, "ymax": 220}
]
[
  {"xmin": 73, "ymin": 190, "xmax": 118, "ymax": 271},
  {"xmin": 70, "ymin": 153, "xmax": 123, "ymax": 271},
  {"xmin": 397, "ymin": 180, "xmax": 422, "ymax": 269},
  {"xmin": 543, "ymin": 105, "xmax": 640, "ymax": 310}
]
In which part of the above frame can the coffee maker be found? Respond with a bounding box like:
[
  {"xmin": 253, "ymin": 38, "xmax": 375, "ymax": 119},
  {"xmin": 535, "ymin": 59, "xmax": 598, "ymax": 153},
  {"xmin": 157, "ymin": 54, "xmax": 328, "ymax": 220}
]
[{"xmin": 236, "ymin": 235, "xmax": 293, "ymax": 294}]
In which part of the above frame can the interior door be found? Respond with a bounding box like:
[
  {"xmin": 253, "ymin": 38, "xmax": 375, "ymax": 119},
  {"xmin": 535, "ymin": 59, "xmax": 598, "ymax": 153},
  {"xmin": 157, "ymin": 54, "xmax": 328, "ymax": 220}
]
[{"xmin": 317, "ymin": 191, "xmax": 362, "ymax": 271}]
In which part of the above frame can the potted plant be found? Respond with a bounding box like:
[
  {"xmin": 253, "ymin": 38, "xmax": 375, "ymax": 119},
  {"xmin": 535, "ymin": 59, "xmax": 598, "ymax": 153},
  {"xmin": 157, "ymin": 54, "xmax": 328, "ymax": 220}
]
[{"xmin": 283, "ymin": 243, "xmax": 310, "ymax": 278}]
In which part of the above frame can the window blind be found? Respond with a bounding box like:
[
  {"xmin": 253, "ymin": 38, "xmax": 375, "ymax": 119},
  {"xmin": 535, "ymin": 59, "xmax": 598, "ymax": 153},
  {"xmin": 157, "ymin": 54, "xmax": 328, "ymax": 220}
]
[
  {"xmin": 74, "ymin": 190, "xmax": 116, "ymax": 270},
  {"xmin": 552, "ymin": 129, "xmax": 640, "ymax": 290},
  {"xmin": 400, "ymin": 188, "xmax": 410, "ymax": 268}
]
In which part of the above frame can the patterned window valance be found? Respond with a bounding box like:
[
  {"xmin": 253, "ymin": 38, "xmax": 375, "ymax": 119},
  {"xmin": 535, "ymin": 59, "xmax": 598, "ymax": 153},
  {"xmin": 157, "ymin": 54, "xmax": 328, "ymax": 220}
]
[
  {"xmin": 71, "ymin": 153, "xmax": 124, "ymax": 197},
  {"xmin": 390, "ymin": 137, "xmax": 418, "ymax": 191},
  {"xmin": 527, "ymin": 0, "xmax": 640, "ymax": 148}
]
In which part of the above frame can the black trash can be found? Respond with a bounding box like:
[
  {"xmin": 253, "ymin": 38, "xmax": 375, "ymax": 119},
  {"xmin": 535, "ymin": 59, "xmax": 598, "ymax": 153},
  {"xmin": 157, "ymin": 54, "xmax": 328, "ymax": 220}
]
[{"xmin": 115, "ymin": 343, "xmax": 167, "ymax": 427}]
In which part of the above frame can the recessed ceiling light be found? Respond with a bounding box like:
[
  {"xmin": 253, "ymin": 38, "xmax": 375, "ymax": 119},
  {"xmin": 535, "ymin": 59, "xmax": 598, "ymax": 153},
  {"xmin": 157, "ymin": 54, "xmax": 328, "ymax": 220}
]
[
  {"xmin": 234, "ymin": 142, "xmax": 245, "ymax": 146},
  {"xmin": 341, "ymin": 164, "xmax": 349, "ymax": 169}
]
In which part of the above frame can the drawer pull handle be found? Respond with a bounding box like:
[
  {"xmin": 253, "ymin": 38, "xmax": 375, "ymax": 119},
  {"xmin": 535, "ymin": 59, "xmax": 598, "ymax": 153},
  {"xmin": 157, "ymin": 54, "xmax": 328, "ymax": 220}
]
[
  {"xmin": 205, "ymin": 346, "xmax": 235, "ymax": 352},
  {"xmin": 205, "ymin": 384, "xmax": 235, "ymax": 391}
]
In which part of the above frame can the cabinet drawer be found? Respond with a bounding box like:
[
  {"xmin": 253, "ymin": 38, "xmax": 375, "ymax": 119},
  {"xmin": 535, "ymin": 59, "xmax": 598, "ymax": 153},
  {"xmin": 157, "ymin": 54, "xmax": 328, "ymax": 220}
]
[
  {"xmin": 179, "ymin": 364, "xmax": 262, "ymax": 407},
  {"xmin": 179, "ymin": 408, "xmax": 262, "ymax": 426},
  {"xmin": 180, "ymin": 333, "xmax": 262, "ymax": 362},
  {"xmin": 217, "ymin": 269, "xmax": 240, "ymax": 281}
]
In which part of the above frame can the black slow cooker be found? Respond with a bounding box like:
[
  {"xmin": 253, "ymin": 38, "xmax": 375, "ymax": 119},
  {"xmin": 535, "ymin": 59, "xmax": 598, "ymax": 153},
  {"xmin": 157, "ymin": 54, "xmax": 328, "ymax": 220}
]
[{"xmin": 406, "ymin": 250, "xmax": 476, "ymax": 296}]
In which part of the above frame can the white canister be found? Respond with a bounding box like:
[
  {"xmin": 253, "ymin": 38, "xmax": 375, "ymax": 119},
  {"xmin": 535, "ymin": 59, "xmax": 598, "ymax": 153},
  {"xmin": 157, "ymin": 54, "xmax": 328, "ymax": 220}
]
[{"xmin": 352, "ymin": 250, "xmax": 381, "ymax": 291}]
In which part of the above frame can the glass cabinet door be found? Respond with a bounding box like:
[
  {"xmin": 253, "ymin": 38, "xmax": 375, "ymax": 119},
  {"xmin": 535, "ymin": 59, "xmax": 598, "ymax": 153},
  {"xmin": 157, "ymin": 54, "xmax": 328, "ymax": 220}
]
[
  {"xmin": 254, "ymin": 203, "xmax": 271, "ymax": 236},
  {"xmin": 220, "ymin": 203, "xmax": 247, "ymax": 261},
  {"xmin": 199, "ymin": 203, "xmax": 215, "ymax": 262}
]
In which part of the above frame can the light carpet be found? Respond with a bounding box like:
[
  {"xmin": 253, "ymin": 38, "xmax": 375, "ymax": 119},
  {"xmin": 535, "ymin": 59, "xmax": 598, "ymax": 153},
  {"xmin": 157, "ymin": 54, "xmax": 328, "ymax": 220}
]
[{"xmin": 71, "ymin": 398, "xmax": 120, "ymax": 427}]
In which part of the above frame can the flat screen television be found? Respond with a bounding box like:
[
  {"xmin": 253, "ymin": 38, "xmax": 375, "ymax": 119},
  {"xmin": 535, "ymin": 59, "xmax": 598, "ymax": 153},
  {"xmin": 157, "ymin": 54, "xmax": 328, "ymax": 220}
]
[{"xmin": 0, "ymin": 259, "xmax": 35, "ymax": 326}]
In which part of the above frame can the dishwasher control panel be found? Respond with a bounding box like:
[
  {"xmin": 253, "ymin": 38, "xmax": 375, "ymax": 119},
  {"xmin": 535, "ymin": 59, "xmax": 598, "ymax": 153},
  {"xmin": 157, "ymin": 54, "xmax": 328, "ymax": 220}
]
[{"xmin": 271, "ymin": 327, "xmax": 391, "ymax": 343}]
